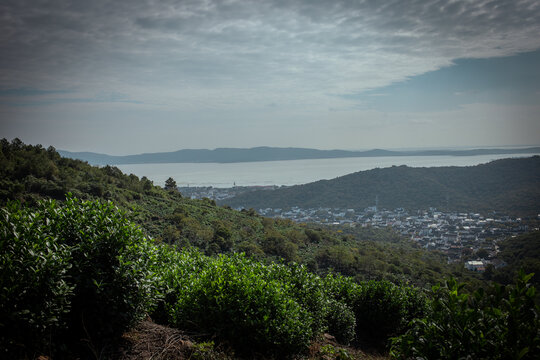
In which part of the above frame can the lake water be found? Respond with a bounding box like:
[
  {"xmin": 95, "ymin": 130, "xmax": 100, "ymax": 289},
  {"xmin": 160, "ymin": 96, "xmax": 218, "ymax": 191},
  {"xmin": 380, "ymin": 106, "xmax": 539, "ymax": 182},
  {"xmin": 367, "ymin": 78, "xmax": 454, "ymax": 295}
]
[{"xmin": 117, "ymin": 153, "xmax": 540, "ymax": 188}]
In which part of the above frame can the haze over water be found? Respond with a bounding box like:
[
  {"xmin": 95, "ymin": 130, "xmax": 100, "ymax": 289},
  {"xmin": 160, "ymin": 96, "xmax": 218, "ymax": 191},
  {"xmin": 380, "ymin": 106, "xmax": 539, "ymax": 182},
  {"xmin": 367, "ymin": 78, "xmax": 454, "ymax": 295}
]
[{"xmin": 117, "ymin": 154, "xmax": 540, "ymax": 188}]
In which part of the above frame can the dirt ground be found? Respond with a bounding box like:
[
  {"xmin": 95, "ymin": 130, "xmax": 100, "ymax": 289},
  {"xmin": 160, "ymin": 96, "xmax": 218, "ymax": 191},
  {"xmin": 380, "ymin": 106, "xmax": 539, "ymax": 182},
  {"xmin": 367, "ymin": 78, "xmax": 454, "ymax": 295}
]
[
  {"xmin": 117, "ymin": 320, "xmax": 194, "ymax": 360},
  {"xmin": 116, "ymin": 320, "xmax": 388, "ymax": 360}
]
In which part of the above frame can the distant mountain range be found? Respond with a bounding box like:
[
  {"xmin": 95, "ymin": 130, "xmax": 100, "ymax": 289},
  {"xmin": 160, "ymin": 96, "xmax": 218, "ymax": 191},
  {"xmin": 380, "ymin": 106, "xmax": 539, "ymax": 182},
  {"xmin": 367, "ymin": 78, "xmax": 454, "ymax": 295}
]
[
  {"xmin": 58, "ymin": 146, "xmax": 540, "ymax": 165},
  {"xmin": 221, "ymin": 156, "xmax": 540, "ymax": 216}
]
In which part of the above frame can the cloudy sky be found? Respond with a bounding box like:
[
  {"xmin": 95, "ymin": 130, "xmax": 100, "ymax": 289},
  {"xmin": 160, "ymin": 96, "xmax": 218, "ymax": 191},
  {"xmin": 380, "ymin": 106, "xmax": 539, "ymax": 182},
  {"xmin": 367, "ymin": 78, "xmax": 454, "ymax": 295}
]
[{"xmin": 1, "ymin": 0, "xmax": 540, "ymax": 154}]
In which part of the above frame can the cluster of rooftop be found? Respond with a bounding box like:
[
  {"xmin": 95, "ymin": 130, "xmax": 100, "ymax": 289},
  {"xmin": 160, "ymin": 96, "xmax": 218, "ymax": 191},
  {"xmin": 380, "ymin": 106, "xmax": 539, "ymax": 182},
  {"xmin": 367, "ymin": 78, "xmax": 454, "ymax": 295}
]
[{"xmin": 257, "ymin": 206, "xmax": 537, "ymax": 269}]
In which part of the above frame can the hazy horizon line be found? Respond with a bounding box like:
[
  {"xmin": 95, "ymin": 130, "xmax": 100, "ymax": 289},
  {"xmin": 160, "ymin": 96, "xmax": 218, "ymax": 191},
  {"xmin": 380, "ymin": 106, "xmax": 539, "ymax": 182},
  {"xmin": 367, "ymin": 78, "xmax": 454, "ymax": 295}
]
[{"xmin": 57, "ymin": 144, "xmax": 540, "ymax": 157}]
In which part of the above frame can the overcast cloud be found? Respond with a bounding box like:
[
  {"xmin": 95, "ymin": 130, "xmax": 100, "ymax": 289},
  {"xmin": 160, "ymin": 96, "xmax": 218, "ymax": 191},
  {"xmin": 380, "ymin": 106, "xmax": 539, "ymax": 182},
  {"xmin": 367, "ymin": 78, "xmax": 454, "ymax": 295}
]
[{"xmin": 1, "ymin": 0, "xmax": 539, "ymax": 153}]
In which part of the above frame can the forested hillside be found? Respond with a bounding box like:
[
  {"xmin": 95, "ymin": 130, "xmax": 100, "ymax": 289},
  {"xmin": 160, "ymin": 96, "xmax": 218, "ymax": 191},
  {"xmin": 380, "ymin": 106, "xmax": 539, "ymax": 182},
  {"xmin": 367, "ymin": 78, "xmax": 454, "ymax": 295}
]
[
  {"xmin": 490, "ymin": 231, "xmax": 540, "ymax": 286},
  {"xmin": 222, "ymin": 157, "xmax": 540, "ymax": 216},
  {"xmin": 0, "ymin": 138, "xmax": 478, "ymax": 287}
]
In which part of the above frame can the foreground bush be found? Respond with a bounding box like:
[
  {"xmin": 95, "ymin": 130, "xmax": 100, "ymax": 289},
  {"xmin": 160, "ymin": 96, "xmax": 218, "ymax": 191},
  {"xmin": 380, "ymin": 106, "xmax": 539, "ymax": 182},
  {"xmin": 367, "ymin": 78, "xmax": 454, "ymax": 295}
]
[
  {"xmin": 0, "ymin": 196, "xmax": 158, "ymax": 357},
  {"xmin": 390, "ymin": 271, "xmax": 540, "ymax": 359},
  {"xmin": 325, "ymin": 275, "xmax": 427, "ymax": 349},
  {"xmin": 325, "ymin": 299, "xmax": 356, "ymax": 345},
  {"xmin": 266, "ymin": 262, "xmax": 333, "ymax": 336},
  {"xmin": 59, "ymin": 196, "xmax": 159, "ymax": 351},
  {"xmin": 164, "ymin": 253, "xmax": 313, "ymax": 356},
  {"xmin": 0, "ymin": 201, "xmax": 73, "ymax": 356},
  {"xmin": 149, "ymin": 246, "xmax": 209, "ymax": 324},
  {"xmin": 353, "ymin": 280, "xmax": 426, "ymax": 348}
]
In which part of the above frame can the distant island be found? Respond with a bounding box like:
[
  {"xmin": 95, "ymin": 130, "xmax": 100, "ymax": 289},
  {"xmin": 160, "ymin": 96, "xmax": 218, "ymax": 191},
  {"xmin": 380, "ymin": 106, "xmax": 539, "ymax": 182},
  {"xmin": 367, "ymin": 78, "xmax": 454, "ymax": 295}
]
[{"xmin": 58, "ymin": 146, "xmax": 540, "ymax": 165}]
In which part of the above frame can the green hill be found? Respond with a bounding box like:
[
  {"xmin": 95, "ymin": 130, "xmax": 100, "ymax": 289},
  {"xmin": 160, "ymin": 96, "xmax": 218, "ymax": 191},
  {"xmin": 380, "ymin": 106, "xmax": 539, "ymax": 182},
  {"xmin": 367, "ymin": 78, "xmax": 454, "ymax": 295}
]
[
  {"xmin": 0, "ymin": 138, "xmax": 481, "ymax": 287},
  {"xmin": 222, "ymin": 157, "xmax": 540, "ymax": 216}
]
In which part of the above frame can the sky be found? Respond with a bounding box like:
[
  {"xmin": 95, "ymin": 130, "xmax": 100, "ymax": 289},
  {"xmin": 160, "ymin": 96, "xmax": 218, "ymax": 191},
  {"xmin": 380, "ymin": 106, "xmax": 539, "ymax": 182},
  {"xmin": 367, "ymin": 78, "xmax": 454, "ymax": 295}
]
[{"xmin": 1, "ymin": 0, "xmax": 540, "ymax": 155}]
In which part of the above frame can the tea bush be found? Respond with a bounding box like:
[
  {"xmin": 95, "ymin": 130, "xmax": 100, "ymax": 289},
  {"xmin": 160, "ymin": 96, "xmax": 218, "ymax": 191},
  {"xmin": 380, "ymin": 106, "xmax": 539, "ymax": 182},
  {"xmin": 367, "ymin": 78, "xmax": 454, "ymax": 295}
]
[
  {"xmin": 167, "ymin": 254, "xmax": 313, "ymax": 356},
  {"xmin": 149, "ymin": 246, "xmax": 209, "ymax": 324},
  {"xmin": 158, "ymin": 252, "xmax": 365, "ymax": 354},
  {"xmin": 390, "ymin": 272, "xmax": 540, "ymax": 359},
  {"xmin": 0, "ymin": 197, "xmax": 159, "ymax": 357},
  {"xmin": 46, "ymin": 196, "xmax": 158, "ymax": 349},
  {"xmin": 352, "ymin": 280, "xmax": 426, "ymax": 348},
  {"xmin": 324, "ymin": 275, "xmax": 426, "ymax": 349},
  {"xmin": 266, "ymin": 262, "xmax": 331, "ymax": 336},
  {"xmin": 326, "ymin": 299, "xmax": 356, "ymax": 345},
  {"xmin": 0, "ymin": 201, "xmax": 73, "ymax": 356}
]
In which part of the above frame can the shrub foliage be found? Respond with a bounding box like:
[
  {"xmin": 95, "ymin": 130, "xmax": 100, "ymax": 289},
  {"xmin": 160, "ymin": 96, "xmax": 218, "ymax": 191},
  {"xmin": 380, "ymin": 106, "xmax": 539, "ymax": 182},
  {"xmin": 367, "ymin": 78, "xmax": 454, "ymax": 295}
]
[
  {"xmin": 168, "ymin": 255, "xmax": 313, "ymax": 355},
  {"xmin": 0, "ymin": 196, "xmax": 157, "ymax": 357},
  {"xmin": 0, "ymin": 201, "xmax": 73, "ymax": 355},
  {"xmin": 390, "ymin": 271, "xmax": 540, "ymax": 359}
]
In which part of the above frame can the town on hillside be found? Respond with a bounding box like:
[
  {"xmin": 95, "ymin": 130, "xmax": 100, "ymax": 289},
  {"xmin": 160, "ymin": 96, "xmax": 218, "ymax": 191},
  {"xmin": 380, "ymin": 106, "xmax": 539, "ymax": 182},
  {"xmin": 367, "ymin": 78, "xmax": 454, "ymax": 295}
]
[
  {"xmin": 258, "ymin": 206, "xmax": 536, "ymax": 270},
  {"xmin": 182, "ymin": 186, "xmax": 539, "ymax": 273}
]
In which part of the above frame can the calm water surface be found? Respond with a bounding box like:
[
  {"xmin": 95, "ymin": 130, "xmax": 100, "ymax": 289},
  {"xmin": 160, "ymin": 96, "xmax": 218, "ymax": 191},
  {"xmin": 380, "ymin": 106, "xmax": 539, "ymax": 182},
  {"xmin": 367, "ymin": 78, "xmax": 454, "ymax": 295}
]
[{"xmin": 117, "ymin": 154, "xmax": 539, "ymax": 188}]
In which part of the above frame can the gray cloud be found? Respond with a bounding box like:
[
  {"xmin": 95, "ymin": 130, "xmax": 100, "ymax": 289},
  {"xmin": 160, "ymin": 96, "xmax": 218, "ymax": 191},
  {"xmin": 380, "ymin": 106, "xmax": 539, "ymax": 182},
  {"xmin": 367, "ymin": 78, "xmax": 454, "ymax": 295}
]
[
  {"xmin": 3, "ymin": 0, "xmax": 539, "ymax": 93},
  {"xmin": 1, "ymin": 0, "xmax": 539, "ymax": 152}
]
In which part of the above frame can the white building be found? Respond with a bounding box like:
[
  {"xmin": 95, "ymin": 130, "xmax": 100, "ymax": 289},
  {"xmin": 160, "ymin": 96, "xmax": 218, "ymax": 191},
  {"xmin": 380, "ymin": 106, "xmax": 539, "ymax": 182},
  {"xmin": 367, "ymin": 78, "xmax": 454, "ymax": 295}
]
[{"xmin": 465, "ymin": 260, "xmax": 485, "ymax": 272}]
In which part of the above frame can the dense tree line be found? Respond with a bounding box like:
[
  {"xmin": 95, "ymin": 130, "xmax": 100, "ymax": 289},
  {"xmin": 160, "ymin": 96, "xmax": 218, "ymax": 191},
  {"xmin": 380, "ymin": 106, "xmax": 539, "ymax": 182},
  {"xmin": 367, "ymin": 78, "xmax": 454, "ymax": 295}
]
[{"xmin": 488, "ymin": 231, "xmax": 540, "ymax": 288}]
